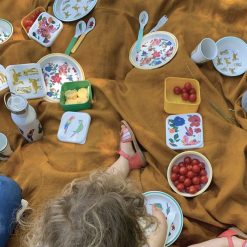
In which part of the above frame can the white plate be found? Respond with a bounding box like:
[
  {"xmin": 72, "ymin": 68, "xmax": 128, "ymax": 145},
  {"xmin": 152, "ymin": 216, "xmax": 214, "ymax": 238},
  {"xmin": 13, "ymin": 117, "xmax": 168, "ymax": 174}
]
[
  {"xmin": 57, "ymin": 111, "xmax": 91, "ymax": 144},
  {"xmin": 144, "ymin": 191, "xmax": 183, "ymax": 246},
  {"xmin": 0, "ymin": 18, "xmax": 13, "ymax": 44},
  {"xmin": 129, "ymin": 31, "xmax": 178, "ymax": 70},
  {"xmin": 0, "ymin": 65, "xmax": 8, "ymax": 91},
  {"xmin": 37, "ymin": 53, "xmax": 85, "ymax": 102},
  {"xmin": 166, "ymin": 113, "xmax": 204, "ymax": 150},
  {"xmin": 53, "ymin": 0, "xmax": 97, "ymax": 22},
  {"xmin": 5, "ymin": 63, "xmax": 46, "ymax": 99},
  {"xmin": 212, "ymin": 36, "xmax": 247, "ymax": 76}
]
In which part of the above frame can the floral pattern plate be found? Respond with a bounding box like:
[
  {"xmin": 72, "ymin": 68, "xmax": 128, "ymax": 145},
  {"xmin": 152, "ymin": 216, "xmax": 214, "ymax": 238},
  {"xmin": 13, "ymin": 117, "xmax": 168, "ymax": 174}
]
[
  {"xmin": 0, "ymin": 19, "xmax": 13, "ymax": 44},
  {"xmin": 166, "ymin": 113, "xmax": 204, "ymax": 150},
  {"xmin": 57, "ymin": 111, "xmax": 91, "ymax": 144},
  {"xmin": 143, "ymin": 191, "xmax": 183, "ymax": 247},
  {"xmin": 212, "ymin": 37, "xmax": 247, "ymax": 77},
  {"xmin": 0, "ymin": 65, "xmax": 8, "ymax": 91},
  {"xmin": 38, "ymin": 53, "xmax": 85, "ymax": 102},
  {"xmin": 53, "ymin": 0, "xmax": 97, "ymax": 22},
  {"xmin": 129, "ymin": 31, "xmax": 178, "ymax": 70},
  {"xmin": 28, "ymin": 12, "xmax": 63, "ymax": 47}
]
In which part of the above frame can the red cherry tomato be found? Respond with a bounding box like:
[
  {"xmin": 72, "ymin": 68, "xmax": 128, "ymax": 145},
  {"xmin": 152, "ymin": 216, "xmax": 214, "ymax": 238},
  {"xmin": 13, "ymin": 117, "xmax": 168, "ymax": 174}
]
[
  {"xmin": 188, "ymin": 186, "xmax": 197, "ymax": 194},
  {"xmin": 178, "ymin": 162, "xmax": 185, "ymax": 168},
  {"xmin": 194, "ymin": 185, "xmax": 201, "ymax": 191},
  {"xmin": 182, "ymin": 88, "xmax": 188, "ymax": 93},
  {"xmin": 192, "ymin": 177, "xmax": 200, "ymax": 185},
  {"xmin": 198, "ymin": 162, "xmax": 205, "ymax": 169},
  {"xmin": 200, "ymin": 176, "xmax": 208, "ymax": 184},
  {"xmin": 179, "ymin": 175, "xmax": 185, "ymax": 183},
  {"xmin": 182, "ymin": 92, "xmax": 189, "ymax": 101},
  {"xmin": 28, "ymin": 13, "xmax": 37, "ymax": 22},
  {"xmin": 171, "ymin": 173, "xmax": 178, "ymax": 182},
  {"xmin": 184, "ymin": 178, "xmax": 192, "ymax": 187},
  {"xmin": 23, "ymin": 19, "xmax": 33, "ymax": 28},
  {"xmin": 192, "ymin": 164, "xmax": 200, "ymax": 173},
  {"xmin": 187, "ymin": 165, "xmax": 193, "ymax": 171},
  {"xmin": 179, "ymin": 167, "xmax": 188, "ymax": 175},
  {"xmin": 25, "ymin": 25, "xmax": 32, "ymax": 32},
  {"xmin": 176, "ymin": 183, "xmax": 185, "ymax": 192},
  {"xmin": 184, "ymin": 82, "xmax": 193, "ymax": 91},
  {"xmin": 172, "ymin": 165, "xmax": 180, "ymax": 173},
  {"xmin": 186, "ymin": 171, "xmax": 195, "ymax": 179},
  {"xmin": 200, "ymin": 170, "xmax": 207, "ymax": 176},
  {"xmin": 191, "ymin": 159, "xmax": 199, "ymax": 165},
  {"xmin": 189, "ymin": 94, "xmax": 197, "ymax": 102},
  {"xmin": 184, "ymin": 156, "xmax": 191, "ymax": 164},
  {"xmin": 174, "ymin": 180, "xmax": 179, "ymax": 186},
  {"xmin": 189, "ymin": 88, "xmax": 196, "ymax": 94},
  {"xmin": 173, "ymin": 86, "xmax": 182, "ymax": 95}
]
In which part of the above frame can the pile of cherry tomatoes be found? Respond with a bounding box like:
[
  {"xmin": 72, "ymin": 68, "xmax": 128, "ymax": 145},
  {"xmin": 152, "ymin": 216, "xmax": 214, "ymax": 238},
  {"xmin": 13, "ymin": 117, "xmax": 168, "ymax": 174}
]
[
  {"xmin": 170, "ymin": 156, "xmax": 208, "ymax": 194},
  {"xmin": 173, "ymin": 82, "xmax": 197, "ymax": 102},
  {"xmin": 22, "ymin": 9, "xmax": 43, "ymax": 32}
]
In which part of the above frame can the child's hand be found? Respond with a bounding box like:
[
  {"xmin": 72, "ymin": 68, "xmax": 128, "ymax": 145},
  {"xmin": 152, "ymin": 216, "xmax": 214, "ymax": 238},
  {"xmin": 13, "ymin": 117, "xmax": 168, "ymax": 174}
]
[{"xmin": 147, "ymin": 204, "xmax": 167, "ymax": 247}]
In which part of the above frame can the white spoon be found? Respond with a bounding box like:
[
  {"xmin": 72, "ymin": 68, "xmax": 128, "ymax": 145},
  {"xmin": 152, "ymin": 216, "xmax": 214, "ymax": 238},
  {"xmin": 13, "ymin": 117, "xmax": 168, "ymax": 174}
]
[
  {"xmin": 71, "ymin": 17, "xmax": 96, "ymax": 53},
  {"xmin": 150, "ymin": 15, "xmax": 168, "ymax": 33},
  {"xmin": 135, "ymin": 11, "xmax": 149, "ymax": 53}
]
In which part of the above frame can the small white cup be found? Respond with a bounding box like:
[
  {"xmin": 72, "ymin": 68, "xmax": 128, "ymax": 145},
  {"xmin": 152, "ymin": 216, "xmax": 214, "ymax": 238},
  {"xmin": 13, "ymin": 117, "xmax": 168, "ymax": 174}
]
[
  {"xmin": 0, "ymin": 133, "xmax": 13, "ymax": 160},
  {"xmin": 191, "ymin": 38, "xmax": 217, "ymax": 64}
]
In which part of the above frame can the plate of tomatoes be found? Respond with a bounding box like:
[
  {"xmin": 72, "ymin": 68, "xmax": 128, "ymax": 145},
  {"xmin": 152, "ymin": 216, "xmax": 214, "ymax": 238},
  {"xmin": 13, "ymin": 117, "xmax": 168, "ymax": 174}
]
[
  {"xmin": 21, "ymin": 7, "xmax": 46, "ymax": 34},
  {"xmin": 167, "ymin": 151, "xmax": 213, "ymax": 197}
]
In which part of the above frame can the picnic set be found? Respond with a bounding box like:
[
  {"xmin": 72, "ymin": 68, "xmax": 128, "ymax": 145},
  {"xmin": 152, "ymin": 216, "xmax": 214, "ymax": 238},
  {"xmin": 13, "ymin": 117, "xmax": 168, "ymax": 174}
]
[{"xmin": 0, "ymin": 2, "xmax": 247, "ymax": 246}]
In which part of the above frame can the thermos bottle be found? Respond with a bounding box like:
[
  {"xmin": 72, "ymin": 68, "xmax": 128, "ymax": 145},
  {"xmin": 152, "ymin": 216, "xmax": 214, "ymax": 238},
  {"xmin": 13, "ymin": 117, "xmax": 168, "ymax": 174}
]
[{"xmin": 4, "ymin": 93, "xmax": 43, "ymax": 142}]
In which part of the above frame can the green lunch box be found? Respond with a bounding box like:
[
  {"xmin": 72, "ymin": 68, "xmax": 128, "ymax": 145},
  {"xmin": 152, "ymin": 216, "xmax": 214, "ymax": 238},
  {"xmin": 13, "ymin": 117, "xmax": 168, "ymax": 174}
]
[{"xmin": 60, "ymin": 80, "xmax": 93, "ymax": 111}]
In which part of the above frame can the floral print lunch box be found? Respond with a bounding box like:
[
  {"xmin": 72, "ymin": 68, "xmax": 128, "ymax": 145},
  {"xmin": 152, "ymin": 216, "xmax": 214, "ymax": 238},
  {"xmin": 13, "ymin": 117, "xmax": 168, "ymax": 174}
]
[{"xmin": 28, "ymin": 12, "xmax": 63, "ymax": 47}]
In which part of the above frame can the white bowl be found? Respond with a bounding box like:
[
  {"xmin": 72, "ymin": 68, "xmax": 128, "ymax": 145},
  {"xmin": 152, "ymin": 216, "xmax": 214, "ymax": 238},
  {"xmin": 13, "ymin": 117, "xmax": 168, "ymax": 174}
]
[
  {"xmin": 167, "ymin": 151, "xmax": 213, "ymax": 197},
  {"xmin": 212, "ymin": 36, "xmax": 247, "ymax": 76},
  {"xmin": 0, "ymin": 19, "xmax": 13, "ymax": 44}
]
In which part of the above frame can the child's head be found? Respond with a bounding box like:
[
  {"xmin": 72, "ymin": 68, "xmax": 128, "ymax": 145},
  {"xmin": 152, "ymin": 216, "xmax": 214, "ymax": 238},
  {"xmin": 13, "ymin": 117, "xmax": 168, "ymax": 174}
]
[{"xmin": 23, "ymin": 172, "xmax": 155, "ymax": 247}]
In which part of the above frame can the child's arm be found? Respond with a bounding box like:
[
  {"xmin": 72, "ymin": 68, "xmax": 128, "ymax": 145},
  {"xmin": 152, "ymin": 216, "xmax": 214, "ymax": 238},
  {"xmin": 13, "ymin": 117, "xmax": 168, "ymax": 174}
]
[{"xmin": 147, "ymin": 205, "xmax": 167, "ymax": 247}]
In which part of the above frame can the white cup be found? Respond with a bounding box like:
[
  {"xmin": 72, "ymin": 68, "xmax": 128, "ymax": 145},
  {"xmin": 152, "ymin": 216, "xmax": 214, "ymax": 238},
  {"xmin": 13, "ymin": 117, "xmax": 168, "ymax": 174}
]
[
  {"xmin": 191, "ymin": 38, "xmax": 218, "ymax": 64},
  {"xmin": 0, "ymin": 133, "xmax": 13, "ymax": 160}
]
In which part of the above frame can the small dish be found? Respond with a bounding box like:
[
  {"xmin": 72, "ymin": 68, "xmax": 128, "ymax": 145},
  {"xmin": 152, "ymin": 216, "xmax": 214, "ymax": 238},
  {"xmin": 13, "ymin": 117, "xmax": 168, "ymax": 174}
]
[
  {"xmin": 57, "ymin": 111, "xmax": 91, "ymax": 144},
  {"xmin": 0, "ymin": 65, "xmax": 8, "ymax": 91},
  {"xmin": 37, "ymin": 53, "xmax": 85, "ymax": 102},
  {"xmin": 5, "ymin": 63, "xmax": 46, "ymax": 99},
  {"xmin": 28, "ymin": 12, "xmax": 63, "ymax": 47},
  {"xmin": 129, "ymin": 31, "xmax": 178, "ymax": 70},
  {"xmin": 167, "ymin": 151, "xmax": 213, "ymax": 197},
  {"xmin": 21, "ymin": 6, "xmax": 46, "ymax": 35},
  {"xmin": 60, "ymin": 80, "xmax": 93, "ymax": 111},
  {"xmin": 0, "ymin": 19, "xmax": 13, "ymax": 44},
  {"xmin": 164, "ymin": 77, "xmax": 201, "ymax": 114},
  {"xmin": 143, "ymin": 191, "xmax": 183, "ymax": 246},
  {"xmin": 166, "ymin": 113, "xmax": 204, "ymax": 150},
  {"xmin": 212, "ymin": 36, "xmax": 247, "ymax": 76},
  {"xmin": 53, "ymin": 0, "xmax": 97, "ymax": 22}
]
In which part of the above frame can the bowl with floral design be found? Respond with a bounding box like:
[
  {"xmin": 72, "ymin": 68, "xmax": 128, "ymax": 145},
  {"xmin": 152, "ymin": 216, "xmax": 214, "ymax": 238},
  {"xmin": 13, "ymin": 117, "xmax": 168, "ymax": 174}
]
[
  {"xmin": 167, "ymin": 151, "xmax": 213, "ymax": 197},
  {"xmin": 0, "ymin": 19, "xmax": 13, "ymax": 44}
]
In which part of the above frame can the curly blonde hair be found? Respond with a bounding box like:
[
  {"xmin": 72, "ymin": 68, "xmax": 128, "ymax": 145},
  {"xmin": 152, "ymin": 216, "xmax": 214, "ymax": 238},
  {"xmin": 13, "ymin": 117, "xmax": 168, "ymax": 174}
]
[{"xmin": 23, "ymin": 172, "xmax": 155, "ymax": 247}]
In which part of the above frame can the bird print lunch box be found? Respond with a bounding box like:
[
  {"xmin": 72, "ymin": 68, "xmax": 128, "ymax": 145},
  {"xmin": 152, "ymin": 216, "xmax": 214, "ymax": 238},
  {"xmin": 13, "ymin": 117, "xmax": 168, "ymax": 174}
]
[{"xmin": 57, "ymin": 111, "xmax": 91, "ymax": 144}]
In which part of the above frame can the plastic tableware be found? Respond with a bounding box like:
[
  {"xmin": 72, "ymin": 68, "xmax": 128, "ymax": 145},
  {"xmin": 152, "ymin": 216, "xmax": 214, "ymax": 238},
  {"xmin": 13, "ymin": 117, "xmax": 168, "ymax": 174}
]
[
  {"xmin": 0, "ymin": 65, "xmax": 8, "ymax": 91},
  {"xmin": 212, "ymin": 36, "xmax": 247, "ymax": 76},
  {"xmin": 0, "ymin": 18, "xmax": 13, "ymax": 44},
  {"xmin": 71, "ymin": 17, "xmax": 96, "ymax": 54},
  {"xmin": 166, "ymin": 113, "xmax": 204, "ymax": 150},
  {"xmin": 166, "ymin": 211, "xmax": 176, "ymax": 244},
  {"xmin": 57, "ymin": 111, "xmax": 91, "ymax": 144},
  {"xmin": 150, "ymin": 15, "xmax": 168, "ymax": 33},
  {"xmin": 65, "ymin": 20, "xmax": 86, "ymax": 55},
  {"xmin": 129, "ymin": 31, "xmax": 178, "ymax": 70},
  {"xmin": 167, "ymin": 151, "xmax": 213, "ymax": 197},
  {"xmin": 5, "ymin": 63, "xmax": 46, "ymax": 99},
  {"xmin": 53, "ymin": 0, "xmax": 97, "ymax": 22},
  {"xmin": 37, "ymin": 53, "xmax": 85, "ymax": 102},
  {"xmin": 135, "ymin": 10, "xmax": 149, "ymax": 53},
  {"xmin": 143, "ymin": 191, "xmax": 183, "ymax": 247}
]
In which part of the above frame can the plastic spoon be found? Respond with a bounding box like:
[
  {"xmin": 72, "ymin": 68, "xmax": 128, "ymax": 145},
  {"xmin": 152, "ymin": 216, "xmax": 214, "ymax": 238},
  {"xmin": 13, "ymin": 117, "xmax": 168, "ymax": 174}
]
[
  {"xmin": 150, "ymin": 15, "xmax": 168, "ymax": 33},
  {"xmin": 71, "ymin": 17, "xmax": 96, "ymax": 54},
  {"xmin": 65, "ymin": 20, "xmax": 86, "ymax": 55},
  {"xmin": 135, "ymin": 11, "xmax": 149, "ymax": 53},
  {"xmin": 165, "ymin": 211, "xmax": 176, "ymax": 244}
]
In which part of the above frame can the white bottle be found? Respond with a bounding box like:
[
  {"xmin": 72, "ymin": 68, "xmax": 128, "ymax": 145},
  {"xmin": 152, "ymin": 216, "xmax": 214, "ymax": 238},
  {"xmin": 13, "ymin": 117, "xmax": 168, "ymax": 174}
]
[{"xmin": 4, "ymin": 93, "xmax": 43, "ymax": 142}]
